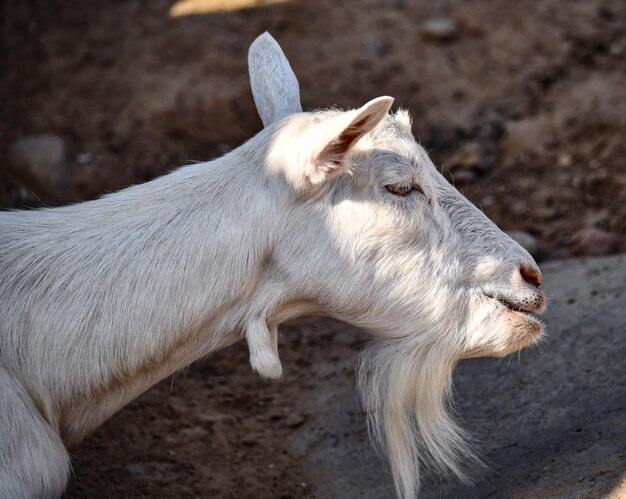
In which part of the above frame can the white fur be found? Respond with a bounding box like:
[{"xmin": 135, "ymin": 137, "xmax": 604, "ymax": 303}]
[
  {"xmin": 0, "ymin": 33, "xmax": 544, "ymax": 498},
  {"xmin": 249, "ymin": 31, "xmax": 302, "ymax": 127}
]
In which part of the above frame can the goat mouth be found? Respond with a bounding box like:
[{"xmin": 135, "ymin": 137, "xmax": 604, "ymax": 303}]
[
  {"xmin": 488, "ymin": 295, "xmax": 542, "ymax": 320},
  {"xmin": 498, "ymin": 298, "xmax": 536, "ymax": 315},
  {"xmin": 491, "ymin": 295, "xmax": 544, "ymax": 340}
]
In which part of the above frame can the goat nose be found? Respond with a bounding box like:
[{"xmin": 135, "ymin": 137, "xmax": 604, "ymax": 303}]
[{"xmin": 519, "ymin": 264, "xmax": 542, "ymax": 288}]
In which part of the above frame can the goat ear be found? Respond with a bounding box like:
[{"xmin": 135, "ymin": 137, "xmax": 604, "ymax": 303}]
[
  {"xmin": 248, "ymin": 32, "xmax": 302, "ymax": 127},
  {"xmin": 302, "ymin": 96, "xmax": 394, "ymax": 189}
]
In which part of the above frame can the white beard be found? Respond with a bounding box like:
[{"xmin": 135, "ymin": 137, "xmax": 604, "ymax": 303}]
[{"xmin": 357, "ymin": 335, "xmax": 482, "ymax": 498}]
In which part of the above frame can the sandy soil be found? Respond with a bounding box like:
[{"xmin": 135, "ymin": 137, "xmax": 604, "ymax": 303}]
[{"xmin": 1, "ymin": 0, "xmax": 625, "ymax": 497}]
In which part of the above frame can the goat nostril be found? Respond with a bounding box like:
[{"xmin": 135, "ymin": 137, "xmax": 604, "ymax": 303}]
[{"xmin": 520, "ymin": 265, "xmax": 542, "ymax": 288}]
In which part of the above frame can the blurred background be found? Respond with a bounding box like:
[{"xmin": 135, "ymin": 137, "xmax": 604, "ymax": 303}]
[
  {"xmin": 3, "ymin": 0, "xmax": 625, "ymax": 259},
  {"xmin": 1, "ymin": 0, "xmax": 625, "ymax": 497}
]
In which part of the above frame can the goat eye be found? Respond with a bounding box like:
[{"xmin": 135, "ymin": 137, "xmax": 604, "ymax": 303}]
[{"xmin": 385, "ymin": 183, "xmax": 422, "ymax": 197}]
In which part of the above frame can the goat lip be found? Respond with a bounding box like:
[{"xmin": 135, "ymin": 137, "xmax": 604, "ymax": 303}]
[
  {"xmin": 496, "ymin": 298, "xmax": 544, "ymax": 338},
  {"xmin": 485, "ymin": 294, "xmax": 544, "ymax": 342},
  {"xmin": 508, "ymin": 306, "xmax": 542, "ymax": 327},
  {"xmin": 487, "ymin": 294, "xmax": 542, "ymax": 316}
]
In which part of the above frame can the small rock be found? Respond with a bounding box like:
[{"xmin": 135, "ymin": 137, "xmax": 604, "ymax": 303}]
[
  {"xmin": 450, "ymin": 168, "xmax": 476, "ymax": 185},
  {"xmin": 571, "ymin": 228, "xmax": 620, "ymax": 256},
  {"xmin": 610, "ymin": 40, "xmax": 624, "ymax": 55},
  {"xmin": 507, "ymin": 231, "xmax": 540, "ymax": 258},
  {"xmin": 6, "ymin": 135, "xmax": 68, "ymax": 204},
  {"xmin": 121, "ymin": 463, "xmax": 144, "ymax": 476},
  {"xmin": 421, "ymin": 18, "xmax": 459, "ymax": 42},
  {"xmin": 481, "ymin": 195, "xmax": 496, "ymax": 207},
  {"xmin": 557, "ymin": 153, "xmax": 572, "ymax": 167},
  {"xmin": 284, "ymin": 414, "xmax": 308, "ymax": 429},
  {"xmin": 76, "ymin": 152, "xmax": 93, "ymax": 165},
  {"xmin": 445, "ymin": 143, "xmax": 485, "ymax": 172}
]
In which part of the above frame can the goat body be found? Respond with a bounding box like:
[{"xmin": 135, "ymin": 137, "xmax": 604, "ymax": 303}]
[{"xmin": 0, "ymin": 33, "xmax": 545, "ymax": 498}]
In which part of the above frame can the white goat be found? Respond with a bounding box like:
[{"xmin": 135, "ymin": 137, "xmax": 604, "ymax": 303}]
[{"xmin": 0, "ymin": 32, "xmax": 545, "ymax": 499}]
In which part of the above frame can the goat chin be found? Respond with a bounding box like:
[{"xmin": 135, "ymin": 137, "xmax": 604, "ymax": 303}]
[{"xmin": 357, "ymin": 336, "xmax": 482, "ymax": 499}]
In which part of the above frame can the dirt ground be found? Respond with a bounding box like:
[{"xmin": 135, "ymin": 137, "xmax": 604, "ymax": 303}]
[{"xmin": 1, "ymin": 0, "xmax": 625, "ymax": 497}]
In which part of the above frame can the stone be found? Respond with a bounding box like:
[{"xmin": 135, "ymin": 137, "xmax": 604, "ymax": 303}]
[
  {"xmin": 284, "ymin": 414, "xmax": 307, "ymax": 429},
  {"xmin": 445, "ymin": 143, "xmax": 485, "ymax": 172},
  {"xmin": 450, "ymin": 167, "xmax": 476, "ymax": 185},
  {"xmin": 557, "ymin": 153, "xmax": 573, "ymax": 167},
  {"xmin": 506, "ymin": 230, "xmax": 540, "ymax": 258},
  {"xmin": 121, "ymin": 463, "xmax": 144, "ymax": 476},
  {"xmin": 6, "ymin": 135, "xmax": 69, "ymax": 205},
  {"xmin": 421, "ymin": 18, "xmax": 459, "ymax": 43},
  {"xmin": 76, "ymin": 152, "xmax": 93, "ymax": 165},
  {"xmin": 481, "ymin": 195, "xmax": 496, "ymax": 207},
  {"xmin": 570, "ymin": 228, "xmax": 620, "ymax": 256}
]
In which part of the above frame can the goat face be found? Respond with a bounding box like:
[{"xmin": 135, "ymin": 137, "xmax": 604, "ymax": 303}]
[
  {"xmin": 248, "ymin": 32, "xmax": 544, "ymax": 498},
  {"xmin": 250, "ymin": 33, "xmax": 544, "ymax": 359}
]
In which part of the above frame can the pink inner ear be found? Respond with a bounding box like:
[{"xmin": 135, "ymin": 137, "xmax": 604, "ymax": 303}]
[
  {"xmin": 325, "ymin": 130, "xmax": 361, "ymax": 165},
  {"xmin": 323, "ymin": 116, "xmax": 374, "ymax": 165}
]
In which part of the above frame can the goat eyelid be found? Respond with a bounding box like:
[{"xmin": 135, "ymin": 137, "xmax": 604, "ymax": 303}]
[{"xmin": 384, "ymin": 182, "xmax": 427, "ymax": 199}]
